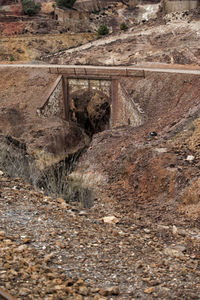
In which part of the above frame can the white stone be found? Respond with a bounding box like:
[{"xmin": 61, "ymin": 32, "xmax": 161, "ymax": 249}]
[
  {"xmin": 154, "ymin": 148, "xmax": 168, "ymax": 153},
  {"xmin": 172, "ymin": 225, "xmax": 178, "ymax": 235},
  {"xmin": 103, "ymin": 216, "xmax": 119, "ymax": 224},
  {"xmin": 186, "ymin": 155, "xmax": 195, "ymax": 161}
]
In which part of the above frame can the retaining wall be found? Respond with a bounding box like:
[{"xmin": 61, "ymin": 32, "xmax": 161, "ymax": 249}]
[
  {"xmin": 164, "ymin": 0, "xmax": 199, "ymax": 13},
  {"xmin": 54, "ymin": 7, "xmax": 90, "ymax": 32}
]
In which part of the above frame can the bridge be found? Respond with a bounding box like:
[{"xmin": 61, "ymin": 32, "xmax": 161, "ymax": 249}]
[
  {"xmin": 48, "ymin": 65, "xmax": 145, "ymax": 127},
  {"xmin": 1, "ymin": 64, "xmax": 200, "ymax": 128}
]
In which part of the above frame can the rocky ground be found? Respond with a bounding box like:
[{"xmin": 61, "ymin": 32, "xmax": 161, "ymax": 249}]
[
  {"xmin": 0, "ymin": 1, "xmax": 200, "ymax": 299},
  {"xmin": 1, "ymin": 3, "xmax": 200, "ymax": 65},
  {"xmin": 0, "ymin": 68, "xmax": 200, "ymax": 299},
  {"xmin": 0, "ymin": 172, "xmax": 199, "ymax": 299},
  {"xmin": 44, "ymin": 8, "xmax": 200, "ymax": 66}
]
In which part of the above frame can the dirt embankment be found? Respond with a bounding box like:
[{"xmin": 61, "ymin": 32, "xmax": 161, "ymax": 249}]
[
  {"xmin": 71, "ymin": 70, "xmax": 200, "ymax": 223},
  {"xmin": 0, "ymin": 68, "xmax": 200, "ymax": 300},
  {"xmin": 44, "ymin": 9, "xmax": 200, "ymax": 66},
  {"xmin": 1, "ymin": 67, "xmax": 200, "ymax": 222},
  {"xmin": 0, "ymin": 4, "xmax": 200, "ymax": 298},
  {"xmin": 0, "ymin": 67, "xmax": 89, "ymax": 168}
]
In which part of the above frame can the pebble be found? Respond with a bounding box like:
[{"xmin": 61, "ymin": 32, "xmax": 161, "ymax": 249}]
[
  {"xmin": 79, "ymin": 210, "xmax": 87, "ymax": 216},
  {"xmin": 144, "ymin": 287, "xmax": 155, "ymax": 294},
  {"xmin": 186, "ymin": 155, "xmax": 195, "ymax": 161},
  {"xmin": 0, "ymin": 230, "xmax": 6, "ymax": 237},
  {"xmin": 79, "ymin": 286, "xmax": 89, "ymax": 296},
  {"xmin": 164, "ymin": 244, "xmax": 186, "ymax": 257},
  {"xmin": 102, "ymin": 216, "xmax": 119, "ymax": 224},
  {"xmin": 99, "ymin": 286, "xmax": 119, "ymax": 296},
  {"xmin": 18, "ymin": 288, "xmax": 30, "ymax": 296},
  {"xmin": 172, "ymin": 225, "xmax": 178, "ymax": 235},
  {"xmin": 44, "ymin": 252, "xmax": 54, "ymax": 263},
  {"xmin": 16, "ymin": 244, "xmax": 28, "ymax": 252}
]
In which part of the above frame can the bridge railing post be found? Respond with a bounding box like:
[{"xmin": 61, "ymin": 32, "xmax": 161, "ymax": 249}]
[
  {"xmin": 62, "ymin": 76, "xmax": 69, "ymax": 121},
  {"xmin": 111, "ymin": 79, "xmax": 118, "ymax": 128}
]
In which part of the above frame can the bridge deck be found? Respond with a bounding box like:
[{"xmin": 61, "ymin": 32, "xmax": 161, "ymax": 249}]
[
  {"xmin": 48, "ymin": 66, "xmax": 145, "ymax": 78},
  {"xmin": 1, "ymin": 64, "xmax": 200, "ymax": 76}
]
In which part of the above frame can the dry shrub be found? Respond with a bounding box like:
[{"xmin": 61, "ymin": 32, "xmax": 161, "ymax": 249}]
[{"xmin": 0, "ymin": 135, "xmax": 93, "ymax": 208}]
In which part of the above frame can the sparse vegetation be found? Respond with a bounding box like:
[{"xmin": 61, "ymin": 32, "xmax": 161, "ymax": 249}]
[
  {"xmin": 9, "ymin": 55, "xmax": 15, "ymax": 62},
  {"xmin": 0, "ymin": 136, "xmax": 93, "ymax": 208},
  {"xmin": 22, "ymin": 0, "xmax": 41, "ymax": 16},
  {"xmin": 97, "ymin": 24, "xmax": 109, "ymax": 36},
  {"xmin": 56, "ymin": 0, "xmax": 76, "ymax": 9},
  {"xmin": 120, "ymin": 22, "xmax": 128, "ymax": 31}
]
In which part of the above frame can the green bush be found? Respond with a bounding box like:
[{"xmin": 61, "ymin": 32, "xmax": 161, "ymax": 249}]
[
  {"xmin": 10, "ymin": 55, "xmax": 15, "ymax": 62},
  {"xmin": 56, "ymin": 0, "xmax": 76, "ymax": 9},
  {"xmin": 97, "ymin": 24, "xmax": 109, "ymax": 36},
  {"xmin": 22, "ymin": 0, "xmax": 41, "ymax": 16},
  {"xmin": 120, "ymin": 22, "xmax": 128, "ymax": 31}
]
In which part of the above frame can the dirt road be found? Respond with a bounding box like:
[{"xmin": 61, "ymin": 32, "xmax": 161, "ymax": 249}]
[{"xmin": 1, "ymin": 63, "xmax": 200, "ymax": 75}]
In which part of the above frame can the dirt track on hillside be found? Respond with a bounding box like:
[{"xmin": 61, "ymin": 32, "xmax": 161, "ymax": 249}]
[{"xmin": 44, "ymin": 17, "xmax": 200, "ymax": 66}]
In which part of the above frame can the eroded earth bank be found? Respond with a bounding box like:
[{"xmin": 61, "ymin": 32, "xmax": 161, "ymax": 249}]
[
  {"xmin": 0, "ymin": 1, "xmax": 200, "ymax": 299},
  {"xmin": 0, "ymin": 64, "xmax": 200, "ymax": 299}
]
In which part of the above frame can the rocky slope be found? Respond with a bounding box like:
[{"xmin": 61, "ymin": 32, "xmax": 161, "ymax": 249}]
[
  {"xmin": 0, "ymin": 2, "xmax": 200, "ymax": 299},
  {"xmin": 0, "ymin": 67, "xmax": 90, "ymax": 170},
  {"xmin": 0, "ymin": 65, "xmax": 200, "ymax": 299},
  {"xmin": 70, "ymin": 70, "xmax": 200, "ymax": 222},
  {"xmin": 0, "ymin": 173, "xmax": 199, "ymax": 299},
  {"xmin": 45, "ymin": 8, "xmax": 200, "ymax": 66}
]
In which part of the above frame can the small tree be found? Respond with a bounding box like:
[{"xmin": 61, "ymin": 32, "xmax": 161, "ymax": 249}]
[
  {"xmin": 97, "ymin": 24, "xmax": 109, "ymax": 36},
  {"xmin": 22, "ymin": 0, "xmax": 41, "ymax": 16},
  {"xmin": 56, "ymin": 0, "xmax": 76, "ymax": 9}
]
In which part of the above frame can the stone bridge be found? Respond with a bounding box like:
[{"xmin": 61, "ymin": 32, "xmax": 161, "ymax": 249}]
[
  {"xmin": 2, "ymin": 63, "xmax": 200, "ymax": 131},
  {"xmin": 39, "ymin": 65, "xmax": 145, "ymax": 129}
]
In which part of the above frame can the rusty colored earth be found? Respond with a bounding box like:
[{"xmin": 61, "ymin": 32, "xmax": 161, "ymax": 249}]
[{"xmin": 0, "ymin": 2, "xmax": 200, "ymax": 299}]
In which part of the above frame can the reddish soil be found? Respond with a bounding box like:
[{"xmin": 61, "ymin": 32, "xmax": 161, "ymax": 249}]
[
  {"xmin": 0, "ymin": 21, "xmax": 25, "ymax": 34},
  {"xmin": 73, "ymin": 70, "xmax": 200, "ymax": 225},
  {"xmin": 0, "ymin": 3, "xmax": 200, "ymax": 299}
]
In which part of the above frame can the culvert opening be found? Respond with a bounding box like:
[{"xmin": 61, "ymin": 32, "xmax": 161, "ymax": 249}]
[{"xmin": 69, "ymin": 90, "xmax": 111, "ymax": 137}]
